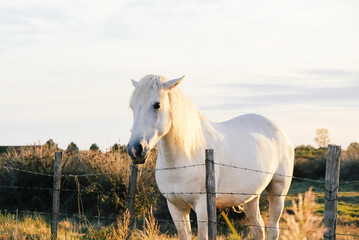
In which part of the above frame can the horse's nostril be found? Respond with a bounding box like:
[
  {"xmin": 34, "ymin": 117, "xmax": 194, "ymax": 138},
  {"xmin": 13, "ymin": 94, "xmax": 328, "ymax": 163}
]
[{"xmin": 135, "ymin": 143, "xmax": 143, "ymax": 155}]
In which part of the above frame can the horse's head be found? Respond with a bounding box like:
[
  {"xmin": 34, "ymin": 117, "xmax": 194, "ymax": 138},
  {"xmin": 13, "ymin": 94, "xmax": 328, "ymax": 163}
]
[{"xmin": 127, "ymin": 75, "xmax": 184, "ymax": 164}]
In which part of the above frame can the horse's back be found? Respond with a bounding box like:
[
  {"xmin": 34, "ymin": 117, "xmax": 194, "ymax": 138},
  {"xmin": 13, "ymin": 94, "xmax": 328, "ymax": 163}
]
[
  {"xmin": 217, "ymin": 114, "xmax": 280, "ymax": 138},
  {"xmin": 214, "ymin": 113, "xmax": 293, "ymax": 164}
]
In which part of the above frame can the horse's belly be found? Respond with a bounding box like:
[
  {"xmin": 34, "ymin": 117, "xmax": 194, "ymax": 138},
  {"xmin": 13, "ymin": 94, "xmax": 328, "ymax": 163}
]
[
  {"xmin": 213, "ymin": 138, "xmax": 278, "ymax": 207},
  {"xmin": 216, "ymin": 194, "xmax": 256, "ymax": 209},
  {"xmin": 215, "ymin": 172, "xmax": 271, "ymax": 208}
]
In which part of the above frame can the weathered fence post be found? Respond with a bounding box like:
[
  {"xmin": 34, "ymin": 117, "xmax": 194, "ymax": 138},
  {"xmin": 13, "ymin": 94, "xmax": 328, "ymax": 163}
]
[
  {"xmin": 51, "ymin": 151, "xmax": 62, "ymax": 239},
  {"xmin": 127, "ymin": 163, "xmax": 139, "ymax": 234},
  {"xmin": 324, "ymin": 145, "xmax": 341, "ymax": 240},
  {"xmin": 205, "ymin": 149, "xmax": 217, "ymax": 240}
]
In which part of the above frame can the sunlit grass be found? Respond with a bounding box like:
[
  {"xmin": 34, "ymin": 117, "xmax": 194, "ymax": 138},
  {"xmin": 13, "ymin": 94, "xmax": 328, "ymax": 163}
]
[
  {"xmin": 0, "ymin": 211, "xmax": 81, "ymax": 240},
  {"xmin": 285, "ymin": 181, "xmax": 359, "ymax": 238},
  {"xmin": 1, "ymin": 182, "xmax": 358, "ymax": 239}
]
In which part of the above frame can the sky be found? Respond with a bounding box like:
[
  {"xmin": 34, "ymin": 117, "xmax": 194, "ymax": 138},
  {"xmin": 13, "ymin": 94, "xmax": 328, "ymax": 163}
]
[{"xmin": 1, "ymin": 0, "xmax": 358, "ymax": 151}]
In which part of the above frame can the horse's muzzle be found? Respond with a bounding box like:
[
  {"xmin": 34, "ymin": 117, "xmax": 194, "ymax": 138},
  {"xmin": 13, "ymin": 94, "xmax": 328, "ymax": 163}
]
[
  {"xmin": 127, "ymin": 142, "xmax": 147, "ymax": 164},
  {"xmin": 132, "ymin": 156, "xmax": 146, "ymax": 164}
]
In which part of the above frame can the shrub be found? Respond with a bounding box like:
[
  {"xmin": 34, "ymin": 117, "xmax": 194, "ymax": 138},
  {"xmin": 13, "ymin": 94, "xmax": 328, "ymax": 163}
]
[
  {"xmin": 89, "ymin": 144, "xmax": 100, "ymax": 152},
  {"xmin": 293, "ymin": 145, "xmax": 327, "ymax": 179},
  {"xmin": 67, "ymin": 142, "xmax": 79, "ymax": 153},
  {"xmin": 0, "ymin": 141, "xmax": 161, "ymax": 220}
]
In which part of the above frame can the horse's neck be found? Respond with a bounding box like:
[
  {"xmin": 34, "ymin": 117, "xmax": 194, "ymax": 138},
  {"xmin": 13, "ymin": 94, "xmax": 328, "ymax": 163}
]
[
  {"xmin": 157, "ymin": 128, "xmax": 191, "ymax": 167},
  {"xmin": 157, "ymin": 117, "xmax": 216, "ymax": 168}
]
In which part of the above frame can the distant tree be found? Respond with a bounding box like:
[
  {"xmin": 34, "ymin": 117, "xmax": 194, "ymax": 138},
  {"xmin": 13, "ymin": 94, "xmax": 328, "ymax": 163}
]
[
  {"xmin": 120, "ymin": 144, "xmax": 127, "ymax": 153},
  {"xmin": 346, "ymin": 142, "xmax": 359, "ymax": 161},
  {"xmin": 90, "ymin": 143, "xmax": 99, "ymax": 152},
  {"xmin": 111, "ymin": 143, "xmax": 119, "ymax": 152},
  {"xmin": 67, "ymin": 142, "xmax": 79, "ymax": 153},
  {"xmin": 314, "ymin": 128, "xmax": 330, "ymax": 148},
  {"xmin": 45, "ymin": 139, "xmax": 57, "ymax": 149}
]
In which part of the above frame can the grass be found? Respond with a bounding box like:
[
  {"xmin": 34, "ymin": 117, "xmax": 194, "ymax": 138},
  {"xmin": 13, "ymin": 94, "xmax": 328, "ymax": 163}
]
[
  {"xmin": 285, "ymin": 180, "xmax": 359, "ymax": 238},
  {"xmin": 281, "ymin": 187, "xmax": 325, "ymax": 240},
  {"xmin": 1, "ymin": 181, "xmax": 358, "ymax": 239},
  {"xmin": 0, "ymin": 211, "xmax": 81, "ymax": 240}
]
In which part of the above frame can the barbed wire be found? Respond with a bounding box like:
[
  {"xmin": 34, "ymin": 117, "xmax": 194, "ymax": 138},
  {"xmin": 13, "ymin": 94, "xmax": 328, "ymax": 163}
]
[
  {"xmin": 155, "ymin": 162, "xmax": 327, "ymax": 183},
  {"xmin": 0, "ymin": 161, "xmax": 357, "ymax": 198},
  {"xmin": 63, "ymin": 172, "xmax": 112, "ymax": 177},
  {"xmin": 1, "ymin": 161, "xmax": 357, "ymax": 206},
  {"xmin": 155, "ymin": 162, "xmax": 359, "ymax": 185},
  {"xmin": 2, "ymin": 163, "xmax": 359, "ymax": 185},
  {"xmin": 213, "ymin": 162, "xmax": 328, "ymax": 183},
  {"xmin": 155, "ymin": 163, "xmax": 205, "ymax": 171},
  {"xmin": 0, "ymin": 165, "xmax": 54, "ymax": 177},
  {"xmin": 0, "ymin": 185, "xmax": 119, "ymax": 194},
  {"xmin": 1, "ymin": 208, "xmax": 119, "ymax": 221},
  {"xmin": 0, "ymin": 185, "xmax": 53, "ymax": 191},
  {"xmin": 0, "ymin": 165, "xmax": 112, "ymax": 178},
  {"xmin": 155, "ymin": 218, "xmax": 293, "ymax": 231},
  {"xmin": 2, "ymin": 183, "xmax": 354, "ymax": 202},
  {"xmin": 337, "ymin": 233, "xmax": 359, "ymax": 238},
  {"xmin": 340, "ymin": 179, "xmax": 359, "ymax": 184},
  {"xmin": 1, "ymin": 182, "xmax": 349, "ymax": 202},
  {"xmin": 161, "ymin": 191, "xmax": 297, "ymax": 198}
]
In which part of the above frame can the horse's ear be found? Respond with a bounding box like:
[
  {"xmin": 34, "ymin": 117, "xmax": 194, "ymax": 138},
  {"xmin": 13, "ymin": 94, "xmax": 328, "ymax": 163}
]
[
  {"xmin": 131, "ymin": 79, "xmax": 138, "ymax": 88},
  {"xmin": 163, "ymin": 76, "xmax": 185, "ymax": 90}
]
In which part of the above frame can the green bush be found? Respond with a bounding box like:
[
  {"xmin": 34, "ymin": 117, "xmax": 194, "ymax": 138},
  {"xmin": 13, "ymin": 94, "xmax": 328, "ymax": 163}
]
[
  {"xmin": 293, "ymin": 145, "xmax": 327, "ymax": 179},
  {"xmin": 90, "ymin": 143, "xmax": 100, "ymax": 152},
  {"xmin": 293, "ymin": 144, "xmax": 359, "ymax": 180}
]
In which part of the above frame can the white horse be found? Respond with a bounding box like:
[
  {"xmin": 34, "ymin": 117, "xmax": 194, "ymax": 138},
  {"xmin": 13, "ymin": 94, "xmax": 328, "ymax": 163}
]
[{"xmin": 127, "ymin": 75, "xmax": 294, "ymax": 240}]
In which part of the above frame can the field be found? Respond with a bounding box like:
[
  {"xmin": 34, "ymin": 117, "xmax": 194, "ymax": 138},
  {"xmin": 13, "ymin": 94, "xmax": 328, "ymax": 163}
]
[
  {"xmin": 0, "ymin": 180, "xmax": 358, "ymax": 239},
  {"xmin": 285, "ymin": 180, "xmax": 359, "ymax": 239},
  {"xmin": 0, "ymin": 143, "xmax": 358, "ymax": 239}
]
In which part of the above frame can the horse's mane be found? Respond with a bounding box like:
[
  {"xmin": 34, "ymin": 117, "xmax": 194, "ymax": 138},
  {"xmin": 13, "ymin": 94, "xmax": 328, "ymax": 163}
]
[
  {"xmin": 130, "ymin": 75, "xmax": 219, "ymax": 160},
  {"xmin": 167, "ymin": 81, "xmax": 206, "ymax": 159}
]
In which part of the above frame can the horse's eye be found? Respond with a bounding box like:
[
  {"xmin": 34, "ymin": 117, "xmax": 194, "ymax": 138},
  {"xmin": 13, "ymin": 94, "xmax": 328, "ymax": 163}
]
[{"xmin": 153, "ymin": 102, "xmax": 161, "ymax": 110}]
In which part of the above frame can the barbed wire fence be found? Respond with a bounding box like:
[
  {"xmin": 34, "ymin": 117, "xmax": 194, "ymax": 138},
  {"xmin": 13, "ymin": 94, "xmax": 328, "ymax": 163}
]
[
  {"xmin": 0, "ymin": 145, "xmax": 358, "ymax": 239},
  {"xmin": 127, "ymin": 145, "xmax": 359, "ymax": 240}
]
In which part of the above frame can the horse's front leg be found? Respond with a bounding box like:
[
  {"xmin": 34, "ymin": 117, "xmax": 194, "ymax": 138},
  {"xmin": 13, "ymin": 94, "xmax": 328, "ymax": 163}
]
[
  {"xmin": 194, "ymin": 198, "xmax": 208, "ymax": 240},
  {"xmin": 167, "ymin": 200, "xmax": 191, "ymax": 240}
]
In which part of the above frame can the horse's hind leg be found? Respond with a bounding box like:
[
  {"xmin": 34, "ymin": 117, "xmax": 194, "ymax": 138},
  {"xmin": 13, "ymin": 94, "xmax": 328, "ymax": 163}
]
[
  {"xmin": 167, "ymin": 200, "xmax": 192, "ymax": 240},
  {"xmin": 265, "ymin": 177, "xmax": 291, "ymax": 240},
  {"xmin": 243, "ymin": 196, "xmax": 265, "ymax": 240}
]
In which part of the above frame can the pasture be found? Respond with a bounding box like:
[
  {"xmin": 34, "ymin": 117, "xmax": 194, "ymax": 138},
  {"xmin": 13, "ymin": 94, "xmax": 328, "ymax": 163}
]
[
  {"xmin": 0, "ymin": 143, "xmax": 358, "ymax": 239},
  {"xmin": 0, "ymin": 181, "xmax": 358, "ymax": 239}
]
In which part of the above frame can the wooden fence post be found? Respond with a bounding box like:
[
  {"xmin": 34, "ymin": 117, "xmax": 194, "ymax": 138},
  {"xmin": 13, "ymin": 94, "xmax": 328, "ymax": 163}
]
[
  {"xmin": 324, "ymin": 145, "xmax": 341, "ymax": 240},
  {"xmin": 205, "ymin": 149, "xmax": 217, "ymax": 240},
  {"xmin": 127, "ymin": 163, "xmax": 139, "ymax": 232},
  {"xmin": 51, "ymin": 151, "xmax": 62, "ymax": 239}
]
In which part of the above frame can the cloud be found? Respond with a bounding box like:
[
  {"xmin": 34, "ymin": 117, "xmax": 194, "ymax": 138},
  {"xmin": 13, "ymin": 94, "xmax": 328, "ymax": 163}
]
[
  {"xmin": 198, "ymin": 81, "xmax": 359, "ymax": 111},
  {"xmin": 0, "ymin": 5, "xmax": 73, "ymax": 47},
  {"xmin": 297, "ymin": 68, "xmax": 359, "ymax": 79}
]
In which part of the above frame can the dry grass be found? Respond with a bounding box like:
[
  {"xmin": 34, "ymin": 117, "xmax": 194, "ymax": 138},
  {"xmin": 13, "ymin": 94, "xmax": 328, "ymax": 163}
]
[
  {"xmin": 0, "ymin": 211, "xmax": 81, "ymax": 240},
  {"xmin": 132, "ymin": 208, "xmax": 171, "ymax": 240},
  {"xmin": 281, "ymin": 187, "xmax": 326, "ymax": 240}
]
